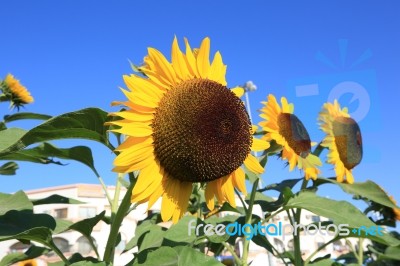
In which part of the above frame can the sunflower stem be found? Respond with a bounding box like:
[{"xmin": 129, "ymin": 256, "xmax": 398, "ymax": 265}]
[
  {"xmin": 293, "ymin": 178, "xmax": 309, "ymax": 266},
  {"xmin": 358, "ymin": 238, "xmax": 364, "ymax": 265},
  {"xmin": 241, "ymin": 178, "xmax": 259, "ymax": 266},
  {"xmin": 48, "ymin": 240, "xmax": 70, "ymax": 265},
  {"xmin": 235, "ymin": 188, "xmax": 248, "ymax": 213},
  {"xmin": 103, "ymin": 176, "xmax": 134, "ymax": 264},
  {"xmin": 222, "ymin": 242, "xmax": 242, "ymax": 265}
]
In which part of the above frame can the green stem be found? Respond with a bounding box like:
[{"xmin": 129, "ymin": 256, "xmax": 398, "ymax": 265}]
[
  {"xmin": 87, "ymin": 235, "xmax": 100, "ymax": 259},
  {"xmin": 97, "ymin": 175, "xmax": 113, "ymax": 207},
  {"xmin": 112, "ymin": 173, "xmax": 123, "ymax": 216},
  {"xmin": 292, "ymin": 178, "xmax": 308, "ymax": 266},
  {"xmin": 48, "ymin": 240, "xmax": 70, "ymax": 265},
  {"xmin": 235, "ymin": 188, "xmax": 248, "ymax": 213},
  {"xmin": 103, "ymin": 178, "xmax": 134, "ymax": 264},
  {"xmin": 222, "ymin": 242, "xmax": 242, "ymax": 265},
  {"xmin": 241, "ymin": 178, "xmax": 259, "ymax": 266},
  {"xmin": 358, "ymin": 238, "xmax": 364, "ymax": 265}
]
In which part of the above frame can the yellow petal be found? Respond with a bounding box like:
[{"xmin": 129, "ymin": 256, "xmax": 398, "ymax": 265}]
[
  {"xmin": 172, "ymin": 182, "xmax": 192, "ymax": 223},
  {"xmin": 171, "ymin": 37, "xmax": 190, "ymax": 80},
  {"xmin": 111, "ymin": 122, "xmax": 152, "ymax": 137},
  {"xmin": 251, "ymin": 138, "xmax": 270, "ymax": 152},
  {"xmin": 231, "ymin": 86, "xmax": 244, "ymax": 98},
  {"xmin": 114, "ymin": 138, "xmax": 153, "ymax": 166},
  {"xmin": 232, "ymin": 168, "xmax": 247, "ymax": 195},
  {"xmin": 196, "ymin": 37, "xmax": 211, "ymax": 78},
  {"xmin": 147, "ymin": 47, "xmax": 177, "ymax": 85},
  {"xmin": 132, "ymin": 161, "xmax": 163, "ymax": 200},
  {"xmin": 184, "ymin": 38, "xmax": 198, "ymax": 77},
  {"xmin": 161, "ymin": 179, "xmax": 179, "ymax": 221},
  {"xmin": 244, "ymin": 154, "xmax": 264, "ymax": 174},
  {"xmin": 115, "ymin": 136, "xmax": 151, "ymax": 151},
  {"xmin": 207, "ymin": 51, "xmax": 226, "ymax": 85},
  {"xmin": 123, "ymin": 75, "xmax": 164, "ymax": 99},
  {"xmin": 147, "ymin": 183, "xmax": 164, "ymax": 209},
  {"xmin": 205, "ymin": 183, "xmax": 216, "ymax": 210},
  {"xmin": 221, "ymin": 175, "xmax": 236, "ymax": 208}
]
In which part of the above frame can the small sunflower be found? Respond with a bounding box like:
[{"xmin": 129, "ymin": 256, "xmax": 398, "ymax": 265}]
[
  {"xmin": 389, "ymin": 196, "xmax": 400, "ymax": 221},
  {"xmin": 108, "ymin": 37, "xmax": 269, "ymax": 223},
  {"xmin": 0, "ymin": 74, "xmax": 34, "ymax": 109},
  {"xmin": 18, "ymin": 259, "xmax": 37, "ymax": 266},
  {"xmin": 319, "ymin": 100, "xmax": 362, "ymax": 183},
  {"xmin": 259, "ymin": 94, "xmax": 322, "ymax": 180}
]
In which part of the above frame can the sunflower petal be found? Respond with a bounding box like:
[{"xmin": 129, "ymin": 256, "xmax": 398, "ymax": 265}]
[
  {"xmin": 251, "ymin": 138, "xmax": 270, "ymax": 151},
  {"xmin": 196, "ymin": 37, "xmax": 211, "ymax": 78},
  {"xmin": 244, "ymin": 154, "xmax": 264, "ymax": 174}
]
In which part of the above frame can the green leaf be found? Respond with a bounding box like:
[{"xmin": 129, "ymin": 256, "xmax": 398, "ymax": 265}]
[
  {"xmin": 134, "ymin": 246, "xmax": 224, "ymax": 266},
  {"xmin": 0, "ymin": 142, "xmax": 100, "ymax": 176},
  {"xmin": 0, "ymin": 128, "xmax": 27, "ymax": 153},
  {"xmin": 139, "ymin": 225, "xmax": 165, "ymax": 251},
  {"xmin": 286, "ymin": 191, "xmax": 400, "ymax": 246},
  {"xmin": 0, "ymin": 191, "xmax": 32, "ymax": 215},
  {"xmin": 0, "ymin": 108, "xmax": 112, "ymax": 154},
  {"xmin": 308, "ymin": 258, "xmax": 336, "ymax": 266},
  {"xmin": 48, "ymin": 253, "xmax": 100, "ymax": 266},
  {"xmin": 286, "ymin": 191, "xmax": 370, "ymax": 227},
  {"xmin": 380, "ymin": 246, "xmax": 400, "ymax": 260},
  {"xmin": 163, "ymin": 216, "xmax": 200, "ymax": 245},
  {"xmin": 0, "ymin": 210, "xmax": 56, "ymax": 241},
  {"xmin": 4, "ymin": 112, "xmax": 52, "ymax": 123},
  {"xmin": 0, "ymin": 161, "xmax": 18, "ymax": 175},
  {"xmin": 0, "ymin": 245, "xmax": 49, "ymax": 266},
  {"xmin": 69, "ymin": 211, "xmax": 105, "ymax": 237},
  {"xmin": 318, "ymin": 178, "xmax": 398, "ymax": 209},
  {"xmin": 31, "ymin": 194, "xmax": 85, "ymax": 205},
  {"xmin": 125, "ymin": 220, "xmax": 159, "ymax": 252},
  {"xmin": 53, "ymin": 219, "xmax": 74, "ymax": 234},
  {"xmin": 261, "ymin": 178, "xmax": 302, "ymax": 193}
]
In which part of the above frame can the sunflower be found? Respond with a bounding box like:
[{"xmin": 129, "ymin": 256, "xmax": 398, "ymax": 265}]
[
  {"xmin": 108, "ymin": 37, "xmax": 269, "ymax": 223},
  {"xmin": 319, "ymin": 100, "xmax": 362, "ymax": 183},
  {"xmin": 389, "ymin": 196, "xmax": 400, "ymax": 221},
  {"xmin": 18, "ymin": 259, "xmax": 37, "ymax": 266},
  {"xmin": 259, "ymin": 94, "xmax": 322, "ymax": 180},
  {"xmin": 0, "ymin": 74, "xmax": 34, "ymax": 108}
]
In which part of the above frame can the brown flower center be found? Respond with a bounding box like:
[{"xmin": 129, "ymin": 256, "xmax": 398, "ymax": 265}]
[
  {"xmin": 277, "ymin": 113, "xmax": 311, "ymax": 158},
  {"xmin": 332, "ymin": 116, "xmax": 363, "ymax": 170},
  {"xmin": 152, "ymin": 79, "xmax": 252, "ymax": 182}
]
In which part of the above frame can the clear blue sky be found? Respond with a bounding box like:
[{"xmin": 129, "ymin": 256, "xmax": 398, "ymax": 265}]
[{"xmin": 1, "ymin": 1, "xmax": 399, "ymax": 209}]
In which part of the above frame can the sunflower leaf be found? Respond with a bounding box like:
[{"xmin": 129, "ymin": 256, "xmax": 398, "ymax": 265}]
[
  {"xmin": 0, "ymin": 161, "xmax": 19, "ymax": 175},
  {"xmin": 31, "ymin": 194, "xmax": 85, "ymax": 205},
  {"xmin": 133, "ymin": 246, "xmax": 224, "ymax": 266},
  {"xmin": 0, "ymin": 191, "xmax": 32, "ymax": 215},
  {"xmin": 285, "ymin": 191, "xmax": 400, "ymax": 246},
  {"xmin": 3, "ymin": 112, "xmax": 52, "ymax": 123},
  {"xmin": 0, "ymin": 142, "xmax": 100, "ymax": 177},
  {"xmin": 0, "ymin": 108, "xmax": 113, "ymax": 155},
  {"xmin": 314, "ymin": 178, "xmax": 399, "ymax": 209}
]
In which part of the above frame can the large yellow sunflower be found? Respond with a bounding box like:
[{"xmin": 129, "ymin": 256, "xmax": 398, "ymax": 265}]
[
  {"xmin": 259, "ymin": 94, "xmax": 322, "ymax": 180},
  {"xmin": 108, "ymin": 37, "xmax": 269, "ymax": 223},
  {"xmin": 319, "ymin": 100, "xmax": 362, "ymax": 183},
  {"xmin": 0, "ymin": 74, "xmax": 34, "ymax": 108}
]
